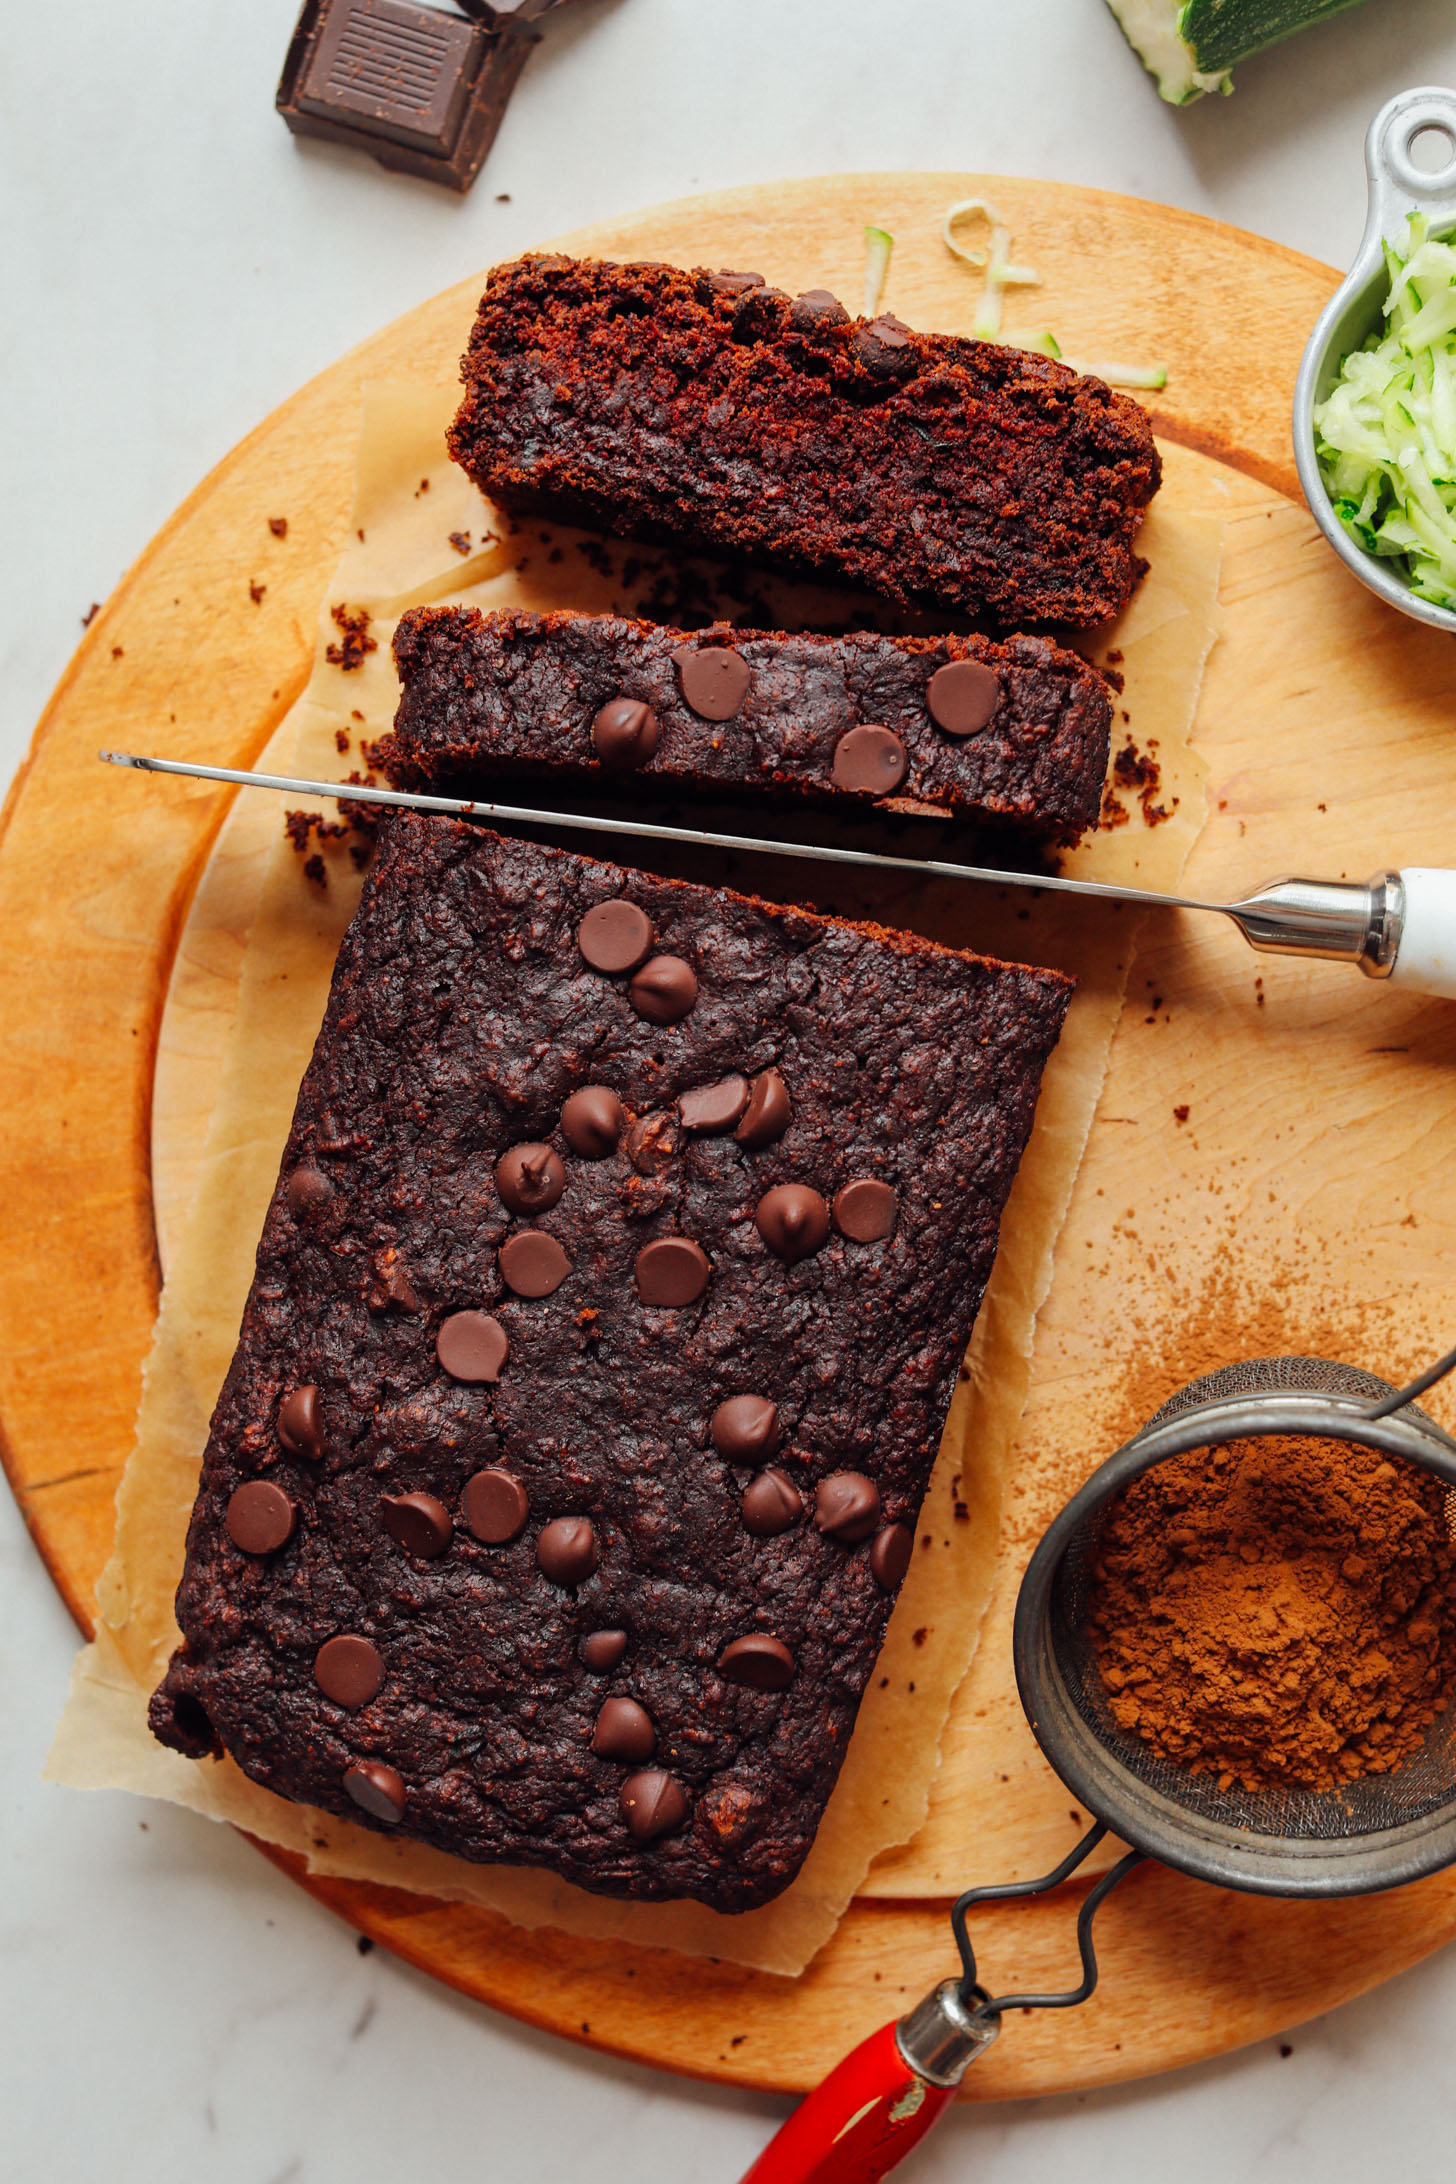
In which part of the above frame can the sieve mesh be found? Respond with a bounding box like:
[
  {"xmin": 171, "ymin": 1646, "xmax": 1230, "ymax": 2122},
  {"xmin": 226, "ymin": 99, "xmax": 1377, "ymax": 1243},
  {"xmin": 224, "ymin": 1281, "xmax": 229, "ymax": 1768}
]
[{"xmin": 1046, "ymin": 1356, "xmax": 1456, "ymax": 1845}]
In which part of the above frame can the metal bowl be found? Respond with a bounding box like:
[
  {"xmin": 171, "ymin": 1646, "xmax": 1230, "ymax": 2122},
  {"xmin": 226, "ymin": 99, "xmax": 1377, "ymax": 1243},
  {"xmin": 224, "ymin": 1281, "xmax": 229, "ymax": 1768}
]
[{"xmin": 1293, "ymin": 85, "xmax": 1456, "ymax": 636}]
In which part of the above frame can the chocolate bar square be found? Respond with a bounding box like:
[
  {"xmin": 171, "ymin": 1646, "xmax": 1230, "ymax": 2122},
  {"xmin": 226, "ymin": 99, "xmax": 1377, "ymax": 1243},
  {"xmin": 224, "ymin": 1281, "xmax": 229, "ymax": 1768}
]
[{"xmin": 278, "ymin": 0, "xmax": 536, "ymax": 192}]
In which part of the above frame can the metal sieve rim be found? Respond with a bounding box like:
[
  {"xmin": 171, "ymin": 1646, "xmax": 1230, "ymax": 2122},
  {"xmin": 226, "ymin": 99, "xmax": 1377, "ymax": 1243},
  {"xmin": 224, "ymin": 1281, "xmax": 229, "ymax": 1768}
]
[{"xmin": 1012, "ymin": 1364, "xmax": 1456, "ymax": 1899}]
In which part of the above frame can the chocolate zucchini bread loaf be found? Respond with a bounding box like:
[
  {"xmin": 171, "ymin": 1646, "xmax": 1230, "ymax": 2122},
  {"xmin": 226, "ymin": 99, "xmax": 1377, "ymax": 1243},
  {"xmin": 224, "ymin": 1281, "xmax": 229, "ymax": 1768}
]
[
  {"xmin": 151, "ymin": 815, "xmax": 1071, "ymax": 1910},
  {"xmin": 448, "ymin": 255, "xmax": 1161, "ymax": 626},
  {"xmin": 381, "ymin": 607, "xmax": 1113, "ymax": 840}
]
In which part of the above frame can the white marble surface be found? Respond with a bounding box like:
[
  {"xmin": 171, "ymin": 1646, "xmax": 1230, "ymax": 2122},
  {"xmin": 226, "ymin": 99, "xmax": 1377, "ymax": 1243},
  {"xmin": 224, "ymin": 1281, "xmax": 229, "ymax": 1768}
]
[{"xmin": 7, "ymin": 3, "xmax": 1456, "ymax": 2178}]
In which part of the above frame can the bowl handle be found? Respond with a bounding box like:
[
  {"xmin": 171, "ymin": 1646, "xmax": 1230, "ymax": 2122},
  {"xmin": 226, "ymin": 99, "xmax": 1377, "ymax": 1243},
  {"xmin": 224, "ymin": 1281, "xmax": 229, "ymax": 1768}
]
[{"xmin": 1360, "ymin": 86, "xmax": 1456, "ymax": 254}]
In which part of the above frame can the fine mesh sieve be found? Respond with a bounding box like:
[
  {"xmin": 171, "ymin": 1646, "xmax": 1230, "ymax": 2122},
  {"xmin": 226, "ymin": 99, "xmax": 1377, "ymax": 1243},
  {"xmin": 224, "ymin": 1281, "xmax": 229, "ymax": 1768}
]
[
  {"xmin": 1014, "ymin": 1353, "xmax": 1456, "ymax": 1897},
  {"xmin": 740, "ymin": 1345, "xmax": 1456, "ymax": 2180}
]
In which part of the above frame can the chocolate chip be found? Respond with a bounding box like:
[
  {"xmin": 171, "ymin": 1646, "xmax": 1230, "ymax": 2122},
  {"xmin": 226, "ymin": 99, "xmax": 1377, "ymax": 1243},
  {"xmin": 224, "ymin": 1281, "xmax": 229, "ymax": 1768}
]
[
  {"xmin": 636, "ymin": 1236, "xmax": 711, "ymax": 1306},
  {"xmin": 754, "ymin": 1184, "xmax": 830, "ymax": 1263},
  {"xmin": 462, "ymin": 1467, "xmax": 529, "ymax": 1544},
  {"xmin": 592, "ymin": 1695, "xmax": 657, "ymax": 1762},
  {"xmin": 592, "ymin": 697, "xmax": 660, "ymax": 769},
  {"xmin": 380, "ymin": 1491, "xmax": 453, "ymax": 1559},
  {"xmin": 580, "ymin": 1629, "xmax": 628, "ymax": 1673},
  {"xmin": 870, "ymin": 1522, "xmax": 915, "ymax": 1590},
  {"xmin": 708, "ymin": 269, "xmax": 766, "ymax": 295},
  {"xmin": 498, "ymin": 1230, "xmax": 572, "ymax": 1298},
  {"xmin": 561, "ymin": 1085, "xmax": 624, "ymax": 1158},
  {"xmin": 578, "ymin": 899, "xmax": 653, "ymax": 974},
  {"xmin": 315, "ymin": 1635, "xmax": 384, "ymax": 1709},
  {"xmin": 537, "ymin": 1514, "xmax": 598, "ymax": 1586},
  {"xmin": 496, "ymin": 1142, "xmax": 566, "ymax": 1215},
  {"xmin": 226, "ymin": 1480, "xmax": 296, "ymax": 1555},
  {"xmin": 790, "ymin": 287, "xmax": 849, "ymax": 331},
  {"xmin": 287, "ymin": 1165, "xmax": 332, "ymax": 1217},
  {"xmin": 678, "ymin": 1074, "xmax": 749, "ymax": 1134},
  {"xmin": 833, "ymin": 1179, "xmax": 899, "ymax": 1242},
  {"xmin": 926, "ymin": 659, "xmax": 1001, "ymax": 737},
  {"xmin": 832, "ymin": 724, "xmax": 907, "ymax": 796},
  {"xmin": 719, "ymin": 1634, "xmax": 795, "ymax": 1691},
  {"xmin": 343, "ymin": 1760, "xmax": 406, "ymax": 1824},
  {"xmin": 436, "ymin": 1309, "xmax": 508, "ymax": 1383},
  {"xmin": 620, "ymin": 1769, "xmax": 689, "ymax": 1843},
  {"xmin": 628, "ymin": 955, "xmax": 698, "ymax": 1024},
  {"xmin": 672, "ymin": 644, "xmax": 751, "ymax": 722},
  {"xmin": 711, "ymin": 1394, "xmax": 780, "ymax": 1465},
  {"xmin": 815, "ymin": 1472, "xmax": 881, "ymax": 1543},
  {"xmin": 277, "ymin": 1384, "xmax": 324, "ymax": 1460},
  {"xmin": 856, "ymin": 313, "xmax": 917, "ymax": 376},
  {"xmin": 626, "ymin": 1111, "xmax": 680, "ymax": 1173},
  {"xmin": 742, "ymin": 1468, "xmax": 804, "ymax": 1536},
  {"xmin": 735, "ymin": 1068, "xmax": 790, "ymax": 1150}
]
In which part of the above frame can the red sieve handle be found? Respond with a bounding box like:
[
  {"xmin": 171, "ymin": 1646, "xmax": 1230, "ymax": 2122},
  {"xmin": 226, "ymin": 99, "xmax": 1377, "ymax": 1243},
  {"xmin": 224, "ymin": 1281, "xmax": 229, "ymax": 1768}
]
[
  {"xmin": 736, "ymin": 2019, "xmax": 953, "ymax": 2183},
  {"xmin": 738, "ymin": 1984, "xmax": 997, "ymax": 2184}
]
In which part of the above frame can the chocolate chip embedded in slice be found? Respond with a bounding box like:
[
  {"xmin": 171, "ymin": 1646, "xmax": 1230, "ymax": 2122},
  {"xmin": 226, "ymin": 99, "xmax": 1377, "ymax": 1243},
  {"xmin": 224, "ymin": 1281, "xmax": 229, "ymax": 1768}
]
[
  {"xmin": 815, "ymin": 1472, "xmax": 881, "ymax": 1543},
  {"xmin": 672, "ymin": 643, "xmax": 751, "ymax": 721},
  {"xmin": 719, "ymin": 1634, "xmax": 795, "ymax": 1691},
  {"xmin": 315, "ymin": 1635, "xmax": 384, "ymax": 1709},
  {"xmin": 711, "ymin": 1394, "xmax": 780, "ymax": 1465},
  {"xmin": 561, "ymin": 1085, "xmax": 624, "ymax": 1158},
  {"xmin": 496, "ymin": 1142, "xmax": 566, "ymax": 1215},
  {"xmin": 537, "ymin": 1515, "xmax": 599, "ymax": 1586},
  {"xmin": 380, "ymin": 1491, "xmax": 453, "ymax": 1559},
  {"xmin": 628, "ymin": 955, "xmax": 698, "ymax": 1024},
  {"xmin": 498, "ymin": 1230, "xmax": 572, "ymax": 1298},
  {"xmin": 578, "ymin": 899, "xmax": 654, "ymax": 974},
  {"xmin": 635, "ymin": 1236, "xmax": 711, "ymax": 1307},
  {"xmin": 832, "ymin": 724, "xmax": 908, "ymax": 795},
  {"xmin": 436, "ymin": 1309, "xmax": 508, "ymax": 1383},
  {"xmin": 343, "ymin": 1760, "xmax": 406, "ymax": 1824},
  {"xmin": 592, "ymin": 1695, "xmax": 657, "ymax": 1762},
  {"xmin": 790, "ymin": 287, "xmax": 849, "ymax": 332},
  {"xmin": 832, "ymin": 1179, "xmax": 899, "ymax": 1242},
  {"xmin": 755, "ymin": 1183, "xmax": 830, "ymax": 1263},
  {"xmin": 870, "ymin": 1522, "xmax": 915, "ymax": 1590},
  {"xmin": 625, "ymin": 1111, "xmax": 680, "ymax": 1174},
  {"xmin": 277, "ymin": 1384, "xmax": 324, "ymax": 1460},
  {"xmin": 620, "ymin": 1768, "xmax": 689, "ymax": 1843},
  {"xmin": 462, "ymin": 1467, "xmax": 529, "ymax": 1544},
  {"xmin": 927, "ymin": 659, "xmax": 1001, "ymax": 737},
  {"xmin": 707, "ymin": 269, "xmax": 766, "ymax": 295},
  {"xmin": 856, "ymin": 314, "xmax": 917, "ymax": 376},
  {"xmin": 580, "ymin": 1629, "xmax": 628, "ymax": 1673},
  {"xmin": 742, "ymin": 1468, "xmax": 804, "ymax": 1536},
  {"xmin": 735, "ymin": 1068, "xmax": 790, "ymax": 1150},
  {"xmin": 678, "ymin": 1074, "xmax": 750, "ymax": 1135},
  {"xmin": 592, "ymin": 697, "xmax": 660, "ymax": 769},
  {"xmin": 286, "ymin": 1164, "xmax": 332, "ymax": 1217},
  {"xmin": 226, "ymin": 1480, "xmax": 296, "ymax": 1555}
]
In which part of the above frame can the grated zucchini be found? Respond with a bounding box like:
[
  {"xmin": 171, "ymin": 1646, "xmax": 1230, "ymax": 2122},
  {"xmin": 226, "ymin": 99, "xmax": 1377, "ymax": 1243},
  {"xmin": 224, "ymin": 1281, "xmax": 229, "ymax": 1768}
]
[
  {"xmin": 1107, "ymin": 0, "xmax": 1373, "ymax": 103},
  {"xmin": 1314, "ymin": 215, "xmax": 1456, "ymax": 612}
]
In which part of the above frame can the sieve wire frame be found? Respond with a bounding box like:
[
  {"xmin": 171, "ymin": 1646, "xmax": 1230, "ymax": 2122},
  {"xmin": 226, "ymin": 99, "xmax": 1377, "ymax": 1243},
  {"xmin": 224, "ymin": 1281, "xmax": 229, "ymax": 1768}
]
[{"xmin": 1013, "ymin": 1356, "xmax": 1456, "ymax": 1899}]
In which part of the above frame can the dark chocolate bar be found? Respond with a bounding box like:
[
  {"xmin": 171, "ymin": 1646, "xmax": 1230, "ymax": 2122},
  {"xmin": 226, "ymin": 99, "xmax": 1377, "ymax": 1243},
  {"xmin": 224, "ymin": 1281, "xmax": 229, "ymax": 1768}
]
[{"xmin": 277, "ymin": 0, "xmax": 580, "ymax": 193}]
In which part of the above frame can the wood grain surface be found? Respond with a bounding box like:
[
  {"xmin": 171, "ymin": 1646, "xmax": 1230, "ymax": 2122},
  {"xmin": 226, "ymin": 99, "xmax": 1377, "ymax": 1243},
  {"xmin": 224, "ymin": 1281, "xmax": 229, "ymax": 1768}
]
[{"xmin": 5, "ymin": 174, "xmax": 1456, "ymax": 2101}]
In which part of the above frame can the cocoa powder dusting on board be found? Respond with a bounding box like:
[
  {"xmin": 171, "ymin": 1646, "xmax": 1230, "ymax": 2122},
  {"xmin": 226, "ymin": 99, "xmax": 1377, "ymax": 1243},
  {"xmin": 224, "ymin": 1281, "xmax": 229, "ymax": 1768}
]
[{"xmin": 1088, "ymin": 1435, "xmax": 1456, "ymax": 1793}]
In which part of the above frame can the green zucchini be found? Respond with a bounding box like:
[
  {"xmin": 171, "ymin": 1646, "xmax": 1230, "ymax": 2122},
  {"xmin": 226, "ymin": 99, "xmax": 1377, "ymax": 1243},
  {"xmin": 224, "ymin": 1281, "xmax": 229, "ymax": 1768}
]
[{"xmin": 1106, "ymin": 0, "xmax": 1373, "ymax": 103}]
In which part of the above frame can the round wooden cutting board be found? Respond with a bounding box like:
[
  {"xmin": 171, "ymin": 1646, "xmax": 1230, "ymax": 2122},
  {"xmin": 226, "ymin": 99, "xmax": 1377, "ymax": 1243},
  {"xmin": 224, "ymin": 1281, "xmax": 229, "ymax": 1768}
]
[{"xmin": 5, "ymin": 174, "xmax": 1456, "ymax": 2104}]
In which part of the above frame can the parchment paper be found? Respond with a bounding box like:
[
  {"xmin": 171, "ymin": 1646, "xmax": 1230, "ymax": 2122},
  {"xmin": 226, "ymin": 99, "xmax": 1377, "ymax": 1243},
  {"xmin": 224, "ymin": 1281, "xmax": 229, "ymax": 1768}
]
[{"xmin": 49, "ymin": 385, "xmax": 1225, "ymax": 1974}]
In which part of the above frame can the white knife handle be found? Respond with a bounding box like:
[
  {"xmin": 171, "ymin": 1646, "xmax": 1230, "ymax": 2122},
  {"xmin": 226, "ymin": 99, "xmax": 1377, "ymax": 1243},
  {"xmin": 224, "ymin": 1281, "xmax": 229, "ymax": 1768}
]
[{"xmin": 1392, "ymin": 868, "xmax": 1456, "ymax": 998}]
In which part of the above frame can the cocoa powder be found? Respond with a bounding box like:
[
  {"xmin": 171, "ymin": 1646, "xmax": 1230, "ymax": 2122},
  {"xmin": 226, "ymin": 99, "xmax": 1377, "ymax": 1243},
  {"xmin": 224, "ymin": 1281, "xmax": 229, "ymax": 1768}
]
[{"xmin": 1087, "ymin": 1435, "xmax": 1456, "ymax": 1794}]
